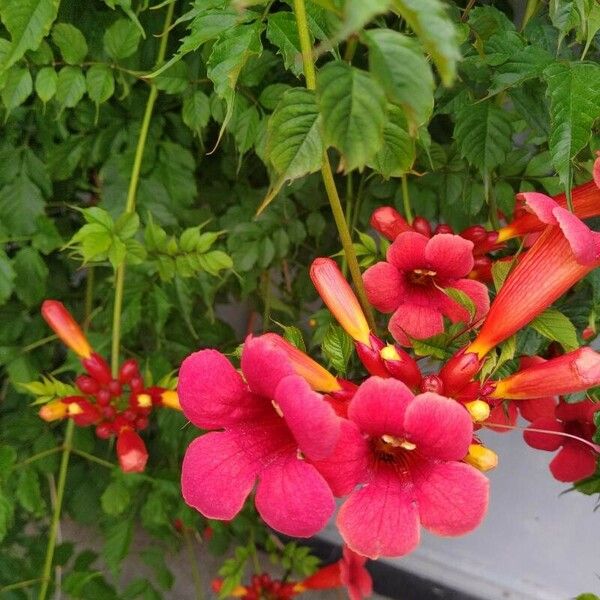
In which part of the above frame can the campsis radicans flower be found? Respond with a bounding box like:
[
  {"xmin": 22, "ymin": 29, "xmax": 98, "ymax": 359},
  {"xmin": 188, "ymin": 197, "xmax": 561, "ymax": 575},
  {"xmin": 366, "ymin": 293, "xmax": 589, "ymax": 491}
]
[
  {"xmin": 442, "ymin": 194, "xmax": 600, "ymax": 393},
  {"xmin": 310, "ymin": 258, "xmax": 422, "ymax": 389},
  {"xmin": 295, "ymin": 546, "xmax": 373, "ymax": 600},
  {"xmin": 313, "ymin": 377, "xmax": 489, "ymax": 558},
  {"xmin": 362, "ymin": 231, "xmax": 489, "ymax": 345},
  {"xmin": 524, "ymin": 399, "xmax": 600, "ymax": 482},
  {"xmin": 179, "ymin": 334, "xmax": 340, "ymax": 538}
]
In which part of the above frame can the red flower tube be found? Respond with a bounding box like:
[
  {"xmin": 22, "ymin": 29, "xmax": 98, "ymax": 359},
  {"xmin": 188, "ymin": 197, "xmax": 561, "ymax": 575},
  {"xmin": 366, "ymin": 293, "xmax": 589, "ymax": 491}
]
[
  {"xmin": 370, "ymin": 206, "xmax": 414, "ymax": 240},
  {"xmin": 490, "ymin": 348, "xmax": 600, "ymax": 399},
  {"xmin": 116, "ymin": 427, "xmax": 148, "ymax": 473},
  {"xmin": 41, "ymin": 300, "xmax": 92, "ymax": 359},
  {"xmin": 467, "ymin": 194, "xmax": 600, "ymax": 359}
]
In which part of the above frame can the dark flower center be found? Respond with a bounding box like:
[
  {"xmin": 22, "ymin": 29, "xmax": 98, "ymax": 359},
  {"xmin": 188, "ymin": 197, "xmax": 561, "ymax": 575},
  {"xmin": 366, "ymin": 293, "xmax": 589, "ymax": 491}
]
[{"xmin": 410, "ymin": 268, "xmax": 437, "ymax": 285}]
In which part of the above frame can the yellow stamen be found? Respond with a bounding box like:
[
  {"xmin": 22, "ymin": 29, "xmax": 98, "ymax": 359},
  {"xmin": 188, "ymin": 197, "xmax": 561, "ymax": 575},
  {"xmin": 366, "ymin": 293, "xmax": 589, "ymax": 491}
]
[
  {"xmin": 381, "ymin": 434, "xmax": 416, "ymax": 450},
  {"xmin": 272, "ymin": 400, "xmax": 284, "ymax": 417},
  {"xmin": 137, "ymin": 393, "xmax": 152, "ymax": 408},
  {"xmin": 380, "ymin": 344, "xmax": 400, "ymax": 361},
  {"xmin": 464, "ymin": 444, "xmax": 498, "ymax": 472},
  {"xmin": 67, "ymin": 403, "xmax": 83, "ymax": 416},
  {"xmin": 161, "ymin": 390, "xmax": 181, "ymax": 410}
]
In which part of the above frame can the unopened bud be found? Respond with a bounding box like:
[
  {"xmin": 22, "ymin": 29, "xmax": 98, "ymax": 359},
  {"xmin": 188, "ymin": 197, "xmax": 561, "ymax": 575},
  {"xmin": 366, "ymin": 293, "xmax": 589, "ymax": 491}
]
[
  {"xmin": 39, "ymin": 400, "xmax": 67, "ymax": 422},
  {"xmin": 379, "ymin": 344, "xmax": 422, "ymax": 388},
  {"xmin": 160, "ymin": 390, "xmax": 181, "ymax": 410},
  {"xmin": 465, "ymin": 444, "xmax": 498, "ymax": 472},
  {"xmin": 465, "ymin": 400, "xmax": 491, "ymax": 422}
]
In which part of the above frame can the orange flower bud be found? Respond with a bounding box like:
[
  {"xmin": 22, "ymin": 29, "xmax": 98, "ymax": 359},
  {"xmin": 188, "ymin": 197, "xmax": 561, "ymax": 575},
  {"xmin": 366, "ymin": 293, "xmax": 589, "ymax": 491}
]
[
  {"xmin": 310, "ymin": 258, "xmax": 371, "ymax": 345},
  {"xmin": 39, "ymin": 400, "xmax": 68, "ymax": 422},
  {"xmin": 41, "ymin": 300, "xmax": 92, "ymax": 358},
  {"xmin": 160, "ymin": 390, "xmax": 182, "ymax": 410}
]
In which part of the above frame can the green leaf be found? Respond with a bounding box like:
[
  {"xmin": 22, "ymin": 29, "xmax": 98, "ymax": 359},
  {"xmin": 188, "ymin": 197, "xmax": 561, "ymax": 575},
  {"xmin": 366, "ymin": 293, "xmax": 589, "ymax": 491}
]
[
  {"xmin": 101, "ymin": 480, "xmax": 130, "ymax": 516},
  {"xmin": 232, "ymin": 105, "xmax": 260, "ymax": 155},
  {"xmin": 0, "ymin": 249, "xmax": 15, "ymax": 305},
  {"xmin": 0, "ymin": 0, "xmax": 60, "ymax": 71},
  {"xmin": 103, "ymin": 18, "xmax": 141, "ymax": 59},
  {"xmin": 266, "ymin": 12, "xmax": 302, "ymax": 76},
  {"xmin": 365, "ymin": 28, "xmax": 434, "ymax": 132},
  {"xmin": 51, "ymin": 23, "xmax": 88, "ymax": 64},
  {"xmin": 321, "ymin": 324, "xmax": 353, "ymax": 375},
  {"xmin": 544, "ymin": 61, "xmax": 600, "ymax": 189},
  {"xmin": 207, "ymin": 22, "xmax": 264, "ymax": 140},
  {"xmin": 198, "ymin": 250, "xmax": 233, "ymax": 276},
  {"xmin": 154, "ymin": 61, "xmax": 189, "ymax": 94},
  {"xmin": 367, "ymin": 103, "xmax": 415, "ymax": 178},
  {"xmin": 490, "ymin": 45, "xmax": 552, "ymax": 94},
  {"xmin": 86, "ymin": 64, "xmax": 114, "ymax": 105},
  {"xmin": 260, "ymin": 88, "xmax": 323, "ymax": 212},
  {"xmin": 334, "ymin": 0, "xmax": 391, "ymax": 40},
  {"xmin": 13, "ymin": 247, "xmax": 48, "ymax": 307},
  {"xmin": 390, "ymin": 0, "xmax": 461, "ymax": 86},
  {"xmin": 182, "ymin": 90, "xmax": 210, "ymax": 136},
  {"xmin": 445, "ymin": 286, "xmax": 476, "ymax": 321},
  {"xmin": 56, "ymin": 65, "xmax": 86, "ymax": 109},
  {"xmin": 491, "ymin": 259, "xmax": 512, "ymax": 292},
  {"xmin": 103, "ymin": 516, "xmax": 133, "ymax": 575},
  {"xmin": 317, "ymin": 62, "xmax": 386, "ymax": 172},
  {"xmin": 530, "ymin": 308, "xmax": 579, "ymax": 351},
  {"xmin": 35, "ymin": 66, "xmax": 57, "ymax": 103},
  {"xmin": 0, "ymin": 490, "xmax": 14, "ymax": 543},
  {"xmin": 141, "ymin": 548, "xmax": 174, "ymax": 591},
  {"xmin": 1, "ymin": 67, "xmax": 33, "ymax": 111},
  {"xmin": 16, "ymin": 469, "xmax": 45, "ymax": 515},
  {"xmin": 454, "ymin": 100, "xmax": 512, "ymax": 173},
  {"xmin": 279, "ymin": 323, "xmax": 306, "ymax": 352},
  {"xmin": 0, "ymin": 173, "xmax": 45, "ymax": 235},
  {"xmin": 114, "ymin": 212, "xmax": 139, "ymax": 239}
]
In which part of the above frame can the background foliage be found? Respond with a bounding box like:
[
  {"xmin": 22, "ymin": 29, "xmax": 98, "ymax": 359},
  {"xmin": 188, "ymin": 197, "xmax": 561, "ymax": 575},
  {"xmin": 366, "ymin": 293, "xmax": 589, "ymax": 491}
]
[{"xmin": 1, "ymin": 0, "xmax": 600, "ymax": 597}]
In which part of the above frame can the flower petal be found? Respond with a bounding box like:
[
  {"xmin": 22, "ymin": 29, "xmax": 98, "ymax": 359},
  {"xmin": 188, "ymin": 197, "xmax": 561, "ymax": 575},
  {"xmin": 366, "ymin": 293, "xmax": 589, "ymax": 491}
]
[
  {"xmin": 348, "ymin": 376, "xmax": 412, "ymax": 438},
  {"xmin": 275, "ymin": 375, "xmax": 340, "ymax": 461},
  {"xmin": 425, "ymin": 234, "xmax": 474, "ymax": 279},
  {"xmin": 404, "ymin": 393, "xmax": 473, "ymax": 461},
  {"xmin": 241, "ymin": 335, "xmax": 296, "ymax": 399},
  {"xmin": 337, "ymin": 467, "xmax": 420, "ymax": 559},
  {"xmin": 312, "ymin": 419, "xmax": 369, "ymax": 497},
  {"xmin": 363, "ymin": 262, "xmax": 404, "ymax": 313},
  {"xmin": 553, "ymin": 206, "xmax": 599, "ymax": 265},
  {"xmin": 387, "ymin": 231, "xmax": 428, "ymax": 272},
  {"xmin": 485, "ymin": 401, "xmax": 518, "ymax": 433},
  {"xmin": 179, "ymin": 350, "xmax": 259, "ymax": 429},
  {"xmin": 412, "ymin": 460, "xmax": 489, "ymax": 536},
  {"xmin": 341, "ymin": 546, "xmax": 373, "ymax": 600},
  {"xmin": 518, "ymin": 397, "xmax": 557, "ymax": 422},
  {"xmin": 255, "ymin": 453, "xmax": 335, "ymax": 537},
  {"xmin": 181, "ymin": 431, "xmax": 259, "ymax": 520},
  {"xmin": 549, "ymin": 441, "xmax": 598, "ymax": 482},
  {"xmin": 523, "ymin": 417, "xmax": 565, "ymax": 451},
  {"xmin": 389, "ymin": 303, "xmax": 444, "ymax": 345}
]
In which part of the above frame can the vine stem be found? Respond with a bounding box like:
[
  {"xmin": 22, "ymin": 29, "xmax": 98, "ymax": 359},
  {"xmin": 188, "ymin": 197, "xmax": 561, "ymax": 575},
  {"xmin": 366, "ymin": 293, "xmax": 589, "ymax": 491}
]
[
  {"xmin": 183, "ymin": 528, "xmax": 205, "ymax": 600},
  {"xmin": 293, "ymin": 0, "xmax": 376, "ymax": 331},
  {"xmin": 38, "ymin": 419, "xmax": 74, "ymax": 600},
  {"xmin": 110, "ymin": 0, "xmax": 175, "ymax": 375},
  {"xmin": 401, "ymin": 175, "xmax": 413, "ymax": 224}
]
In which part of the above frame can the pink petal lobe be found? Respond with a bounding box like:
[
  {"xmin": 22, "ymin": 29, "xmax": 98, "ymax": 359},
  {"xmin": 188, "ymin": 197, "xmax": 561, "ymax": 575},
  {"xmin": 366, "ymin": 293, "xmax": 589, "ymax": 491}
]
[
  {"xmin": 549, "ymin": 441, "xmax": 598, "ymax": 482},
  {"xmin": 412, "ymin": 460, "xmax": 489, "ymax": 536},
  {"xmin": 520, "ymin": 192, "xmax": 559, "ymax": 224},
  {"xmin": 312, "ymin": 419, "xmax": 369, "ymax": 496},
  {"xmin": 275, "ymin": 375, "xmax": 340, "ymax": 461},
  {"xmin": 363, "ymin": 261, "xmax": 404, "ymax": 313},
  {"xmin": 553, "ymin": 206, "xmax": 599, "ymax": 265},
  {"xmin": 241, "ymin": 335, "xmax": 295, "ymax": 399},
  {"xmin": 441, "ymin": 278, "xmax": 490, "ymax": 323},
  {"xmin": 523, "ymin": 417, "xmax": 565, "ymax": 451},
  {"xmin": 348, "ymin": 376, "xmax": 412, "ymax": 437},
  {"xmin": 519, "ymin": 397, "xmax": 557, "ymax": 422},
  {"xmin": 181, "ymin": 431, "xmax": 259, "ymax": 520},
  {"xmin": 387, "ymin": 231, "xmax": 428, "ymax": 272},
  {"xmin": 404, "ymin": 393, "xmax": 473, "ymax": 460},
  {"xmin": 337, "ymin": 467, "xmax": 420, "ymax": 559},
  {"xmin": 425, "ymin": 234, "xmax": 474, "ymax": 279},
  {"xmin": 389, "ymin": 303, "xmax": 444, "ymax": 345},
  {"xmin": 341, "ymin": 546, "xmax": 373, "ymax": 600},
  {"xmin": 255, "ymin": 453, "xmax": 335, "ymax": 537},
  {"xmin": 179, "ymin": 350, "xmax": 257, "ymax": 429},
  {"xmin": 485, "ymin": 402, "xmax": 518, "ymax": 433}
]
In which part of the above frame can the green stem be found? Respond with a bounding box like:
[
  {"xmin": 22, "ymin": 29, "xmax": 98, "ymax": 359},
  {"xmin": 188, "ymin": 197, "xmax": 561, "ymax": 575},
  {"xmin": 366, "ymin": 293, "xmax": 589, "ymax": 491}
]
[
  {"xmin": 183, "ymin": 528, "xmax": 205, "ymax": 600},
  {"xmin": 1, "ymin": 578, "xmax": 44, "ymax": 593},
  {"xmin": 16, "ymin": 446, "xmax": 63, "ymax": 469},
  {"xmin": 110, "ymin": 1, "xmax": 175, "ymax": 376},
  {"xmin": 293, "ymin": 0, "xmax": 376, "ymax": 332},
  {"xmin": 38, "ymin": 419, "xmax": 74, "ymax": 600},
  {"xmin": 485, "ymin": 172, "xmax": 500, "ymax": 230},
  {"xmin": 71, "ymin": 448, "xmax": 116, "ymax": 470},
  {"xmin": 261, "ymin": 271, "xmax": 271, "ymax": 332},
  {"xmin": 21, "ymin": 335, "xmax": 56, "ymax": 354},
  {"xmin": 401, "ymin": 175, "xmax": 413, "ymax": 224},
  {"xmin": 84, "ymin": 266, "xmax": 95, "ymax": 329}
]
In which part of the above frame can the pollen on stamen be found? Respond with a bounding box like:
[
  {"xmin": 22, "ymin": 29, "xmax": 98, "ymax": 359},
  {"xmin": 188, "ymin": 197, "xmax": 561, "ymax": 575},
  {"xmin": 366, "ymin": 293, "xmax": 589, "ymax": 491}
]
[{"xmin": 271, "ymin": 400, "xmax": 284, "ymax": 417}]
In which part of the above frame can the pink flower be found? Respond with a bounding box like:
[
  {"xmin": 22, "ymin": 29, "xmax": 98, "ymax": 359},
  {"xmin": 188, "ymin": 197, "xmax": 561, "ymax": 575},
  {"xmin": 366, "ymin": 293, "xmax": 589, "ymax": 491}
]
[
  {"xmin": 524, "ymin": 399, "xmax": 600, "ymax": 482},
  {"xmin": 315, "ymin": 377, "xmax": 489, "ymax": 558},
  {"xmin": 178, "ymin": 335, "xmax": 340, "ymax": 538},
  {"xmin": 363, "ymin": 232, "xmax": 489, "ymax": 345}
]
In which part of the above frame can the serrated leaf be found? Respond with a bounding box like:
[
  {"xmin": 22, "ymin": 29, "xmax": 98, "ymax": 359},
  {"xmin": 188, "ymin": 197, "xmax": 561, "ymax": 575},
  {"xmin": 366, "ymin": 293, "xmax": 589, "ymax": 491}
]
[
  {"xmin": 13, "ymin": 247, "xmax": 48, "ymax": 306},
  {"xmin": 103, "ymin": 517, "xmax": 133, "ymax": 575},
  {"xmin": 51, "ymin": 23, "xmax": 88, "ymax": 64},
  {"xmin": 182, "ymin": 90, "xmax": 210, "ymax": 135},
  {"xmin": 0, "ymin": 249, "xmax": 15, "ymax": 305},
  {"xmin": 0, "ymin": 490, "xmax": 14, "ymax": 543},
  {"xmin": 0, "ymin": 0, "xmax": 60, "ymax": 72},
  {"xmin": 17, "ymin": 469, "xmax": 45, "ymax": 515},
  {"xmin": 365, "ymin": 28, "xmax": 434, "ymax": 132},
  {"xmin": 266, "ymin": 12, "xmax": 302, "ymax": 76},
  {"xmin": 491, "ymin": 260, "xmax": 512, "ymax": 292},
  {"xmin": 454, "ymin": 100, "xmax": 512, "ymax": 173},
  {"xmin": 1, "ymin": 67, "xmax": 33, "ymax": 111},
  {"xmin": 367, "ymin": 103, "xmax": 414, "ymax": 178},
  {"xmin": 155, "ymin": 60, "xmax": 189, "ymax": 94},
  {"xmin": 207, "ymin": 22, "xmax": 264, "ymax": 142},
  {"xmin": 490, "ymin": 45, "xmax": 552, "ymax": 94},
  {"xmin": 390, "ymin": 0, "xmax": 461, "ymax": 86},
  {"xmin": 103, "ymin": 18, "xmax": 141, "ymax": 59},
  {"xmin": 317, "ymin": 62, "xmax": 386, "ymax": 172},
  {"xmin": 101, "ymin": 481, "xmax": 130, "ymax": 516},
  {"xmin": 0, "ymin": 173, "xmax": 45, "ymax": 235},
  {"xmin": 445, "ymin": 286, "xmax": 476, "ymax": 321},
  {"xmin": 530, "ymin": 308, "xmax": 579, "ymax": 351},
  {"xmin": 35, "ymin": 66, "xmax": 57, "ymax": 103},
  {"xmin": 56, "ymin": 65, "xmax": 86, "ymax": 109},
  {"xmin": 86, "ymin": 64, "xmax": 114, "ymax": 105},
  {"xmin": 321, "ymin": 324, "xmax": 353, "ymax": 375},
  {"xmin": 335, "ymin": 0, "xmax": 391, "ymax": 40},
  {"xmin": 544, "ymin": 61, "xmax": 600, "ymax": 190}
]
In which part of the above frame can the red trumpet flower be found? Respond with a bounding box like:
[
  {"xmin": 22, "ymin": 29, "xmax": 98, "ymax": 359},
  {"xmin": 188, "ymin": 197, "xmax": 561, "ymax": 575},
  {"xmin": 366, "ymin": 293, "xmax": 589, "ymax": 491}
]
[{"xmin": 41, "ymin": 300, "xmax": 92, "ymax": 359}]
